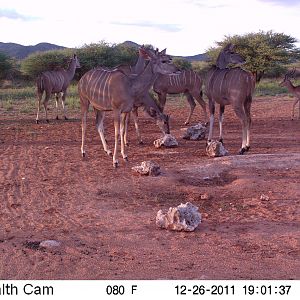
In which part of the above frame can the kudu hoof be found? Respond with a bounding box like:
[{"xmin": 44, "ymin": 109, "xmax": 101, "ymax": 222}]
[
  {"xmin": 123, "ymin": 156, "xmax": 128, "ymax": 162},
  {"xmin": 245, "ymin": 145, "xmax": 250, "ymax": 152},
  {"xmin": 36, "ymin": 120, "xmax": 39, "ymax": 124},
  {"xmin": 184, "ymin": 121, "xmax": 190, "ymax": 125},
  {"xmin": 113, "ymin": 161, "xmax": 119, "ymax": 168},
  {"xmin": 238, "ymin": 148, "xmax": 247, "ymax": 155},
  {"xmin": 46, "ymin": 119, "xmax": 49, "ymax": 123},
  {"xmin": 219, "ymin": 138, "xmax": 224, "ymax": 145},
  {"xmin": 106, "ymin": 150, "xmax": 112, "ymax": 156},
  {"xmin": 56, "ymin": 116, "xmax": 59, "ymax": 120},
  {"xmin": 81, "ymin": 152, "xmax": 86, "ymax": 158},
  {"xmin": 64, "ymin": 116, "xmax": 68, "ymax": 120},
  {"xmin": 138, "ymin": 140, "xmax": 144, "ymax": 145}
]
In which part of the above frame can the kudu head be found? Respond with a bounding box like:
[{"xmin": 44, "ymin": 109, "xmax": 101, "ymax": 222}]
[
  {"xmin": 70, "ymin": 54, "xmax": 81, "ymax": 69},
  {"xmin": 140, "ymin": 47, "xmax": 177, "ymax": 75},
  {"xmin": 279, "ymin": 68, "xmax": 296, "ymax": 87},
  {"xmin": 148, "ymin": 107, "xmax": 170, "ymax": 134},
  {"xmin": 216, "ymin": 43, "xmax": 245, "ymax": 69}
]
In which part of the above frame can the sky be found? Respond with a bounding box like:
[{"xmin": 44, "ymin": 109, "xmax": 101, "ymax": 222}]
[{"xmin": 0, "ymin": 0, "xmax": 300, "ymax": 56}]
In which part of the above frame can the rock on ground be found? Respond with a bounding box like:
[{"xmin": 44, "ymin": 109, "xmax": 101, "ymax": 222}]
[
  {"xmin": 154, "ymin": 134, "xmax": 178, "ymax": 148},
  {"xmin": 156, "ymin": 202, "xmax": 201, "ymax": 232},
  {"xmin": 132, "ymin": 161, "xmax": 161, "ymax": 176},
  {"xmin": 206, "ymin": 140, "xmax": 229, "ymax": 157},
  {"xmin": 183, "ymin": 122, "xmax": 207, "ymax": 140}
]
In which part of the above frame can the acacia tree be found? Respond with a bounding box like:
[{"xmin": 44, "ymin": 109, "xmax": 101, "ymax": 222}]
[
  {"xmin": 0, "ymin": 51, "xmax": 13, "ymax": 80},
  {"xmin": 207, "ymin": 31, "xmax": 300, "ymax": 82}
]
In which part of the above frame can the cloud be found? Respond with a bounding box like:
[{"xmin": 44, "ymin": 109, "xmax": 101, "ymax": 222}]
[
  {"xmin": 258, "ymin": 0, "xmax": 300, "ymax": 6},
  {"xmin": 111, "ymin": 21, "xmax": 182, "ymax": 32},
  {"xmin": 0, "ymin": 8, "xmax": 38, "ymax": 21}
]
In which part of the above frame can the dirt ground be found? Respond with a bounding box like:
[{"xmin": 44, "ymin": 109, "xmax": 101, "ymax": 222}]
[{"xmin": 0, "ymin": 95, "xmax": 299, "ymax": 280}]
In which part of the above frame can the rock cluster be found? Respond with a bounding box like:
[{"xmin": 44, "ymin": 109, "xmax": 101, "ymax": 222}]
[
  {"xmin": 132, "ymin": 161, "xmax": 161, "ymax": 176},
  {"xmin": 154, "ymin": 134, "xmax": 178, "ymax": 148},
  {"xmin": 156, "ymin": 202, "xmax": 201, "ymax": 232},
  {"xmin": 183, "ymin": 122, "xmax": 207, "ymax": 140},
  {"xmin": 206, "ymin": 140, "xmax": 229, "ymax": 157}
]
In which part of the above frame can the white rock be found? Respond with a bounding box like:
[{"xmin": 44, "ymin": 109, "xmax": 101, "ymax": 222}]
[
  {"xmin": 132, "ymin": 161, "xmax": 161, "ymax": 176},
  {"xmin": 183, "ymin": 123, "xmax": 207, "ymax": 140},
  {"xmin": 156, "ymin": 202, "xmax": 201, "ymax": 232},
  {"xmin": 39, "ymin": 240, "xmax": 61, "ymax": 249},
  {"xmin": 154, "ymin": 134, "xmax": 178, "ymax": 148},
  {"xmin": 206, "ymin": 140, "xmax": 229, "ymax": 157}
]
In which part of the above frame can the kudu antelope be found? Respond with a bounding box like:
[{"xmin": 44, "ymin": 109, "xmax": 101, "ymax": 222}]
[
  {"xmin": 36, "ymin": 54, "xmax": 80, "ymax": 123},
  {"xmin": 279, "ymin": 68, "xmax": 300, "ymax": 120},
  {"xmin": 116, "ymin": 47, "xmax": 171, "ymax": 144},
  {"xmin": 153, "ymin": 70, "xmax": 208, "ymax": 125},
  {"xmin": 205, "ymin": 44, "xmax": 255, "ymax": 154},
  {"xmin": 78, "ymin": 47, "xmax": 177, "ymax": 167}
]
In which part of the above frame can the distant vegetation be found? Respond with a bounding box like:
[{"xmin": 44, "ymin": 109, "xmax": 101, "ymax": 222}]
[{"xmin": 0, "ymin": 31, "xmax": 300, "ymax": 92}]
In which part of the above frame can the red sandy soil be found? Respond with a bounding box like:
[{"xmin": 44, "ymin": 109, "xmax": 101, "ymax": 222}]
[{"xmin": 0, "ymin": 95, "xmax": 299, "ymax": 280}]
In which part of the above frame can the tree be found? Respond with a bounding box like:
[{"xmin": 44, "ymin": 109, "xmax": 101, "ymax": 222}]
[
  {"xmin": 21, "ymin": 49, "xmax": 73, "ymax": 78},
  {"xmin": 173, "ymin": 57, "xmax": 192, "ymax": 70},
  {"xmin": 0, "ymin": 51, "xmax": 13, "ymax": 80},
  {"xmin": 206, "ymin": 31, "xmax": 300, "ymax": 82}
]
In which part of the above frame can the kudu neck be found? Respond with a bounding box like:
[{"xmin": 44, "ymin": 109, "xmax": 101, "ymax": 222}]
[
  {"xmin": 66, "ymin": 59, "xmax": 77, "ymax": 79},
  {"xmin": 132, "ymin": 61, "xmax": 158, "ymax": 96}
]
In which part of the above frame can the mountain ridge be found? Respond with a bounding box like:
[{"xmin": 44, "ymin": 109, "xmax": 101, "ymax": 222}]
[{"xmin": 0, "ymin": 41, "xmax": 208, "ymax": 61}]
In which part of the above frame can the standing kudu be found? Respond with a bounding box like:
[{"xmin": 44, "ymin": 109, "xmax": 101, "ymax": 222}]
[
  {"xmin": 279, "ymin": 68, "xmax": 300, "ymax": 120},
  {"xmin": 205, "ymin": 44, "xmax": 255, "ymax": 154},
  {"xmin": 36, "ymin": 54, "xmax": 80, "ymax": 123},
  {"xmin": 116, "ymin": 47, "xmax": 171, "ymax": 144},
  {"xmin": 153, "ymin": 70, "xmax": 208, "ymax": 124},
  {"xmin": 78, "ymin": 48, "xmax": 177, "ymax": 167}
]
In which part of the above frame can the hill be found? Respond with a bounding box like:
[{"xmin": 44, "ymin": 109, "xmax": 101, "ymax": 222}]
[
  {"xmin": 0, "ymin": 42, "xmax": 66, "ymax": 59},
  {"xmin": 119, "ymin": 40, "xmax": 209, "ymax": 62}
]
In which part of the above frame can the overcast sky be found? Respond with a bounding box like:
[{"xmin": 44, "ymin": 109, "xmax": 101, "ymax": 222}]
[{"xmin": 1, "ymin": 0, "xmax": 300, "ymax": 56}]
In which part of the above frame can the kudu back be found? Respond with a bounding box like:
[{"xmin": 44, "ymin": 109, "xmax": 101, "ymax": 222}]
[{"xmin": 205, "ymin": 44, "xmax": 255, "ymax": 154}]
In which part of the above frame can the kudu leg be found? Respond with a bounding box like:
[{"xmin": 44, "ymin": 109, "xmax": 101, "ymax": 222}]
[
  {"xmin": 55, "ymin": 93, "xmax": 59, "ymax": 120},
  {"xmin": 207, "ymin": 100, "xmax": 215, "ymax": 143},
  {"xmin": 36, "ymin": 92, "xmax": 42, "ymax": 124},
  {"xmin": 131, "ymin": 108, "xmax": 143, "ymax": 144},
  {"xmin": 193, "ymin": 92, "xmax": 208, "ymax": 125},
  {"xmin": 184, "ymin": 93, "xmax": 196, "ymax": 125},
  {"xmin": 81, "ymin": 110, "xmax": 87, "ymax": 157},
  {"xmin": 95, "ymin": 110, "xmax": 112, "ymax": 156},
  {"xmin": 113, "ymin": 112, "xmax": 121, "ymax": 168},
  {"xmin": 233, "ymin": 106, "xmax": 248, "ymax": 154},
  {"xmin": 219, "ymin": 105, "xmax": 225, "ymax": 144},
  {"xmin": 61, "ymin": 91, "xmax": 68, "ymax": 120},
  {"xmin": 43, "ymin": 93, "xmax": 50, "ymax": 123},
  {"xmin": 120, "ymin": 112, "xmax": 129, "ymax": 161}
]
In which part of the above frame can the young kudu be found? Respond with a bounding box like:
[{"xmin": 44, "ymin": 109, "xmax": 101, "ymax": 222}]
[
  {"xmin": 279, "ymin": 68, "xmax": 300, "ymax": 120},
  {"xmin": 78, "ymin": 48, "xmax": 177, "ymax": 167},
  {"xmin": 36, "ymin": 54, "xmax": 80, "ymax": 123},
  {"xmin": 153, "ymin": 70, "xmax": 208, "ymax": 124},
  {"xmin": 205, "ymin": 44, "xmax": 255, "ymax": 154}
]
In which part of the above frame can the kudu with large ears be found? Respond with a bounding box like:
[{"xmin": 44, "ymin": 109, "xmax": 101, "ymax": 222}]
[
  {"xmin": 36, "ymin": 54, "xmax": 80, "ymax": 123},
  {"xmin": 78, "ymin": 47, "xmax": 177, "ymax": 167},
  {"xmin": 279, "ymin": 68, "xmax": 300, "ymax": 120},
  {"xmin": 205, "ymin": 44, "xmax": 255, "ymax": 154}
]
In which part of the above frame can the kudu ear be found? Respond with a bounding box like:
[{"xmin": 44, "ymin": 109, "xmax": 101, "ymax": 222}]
[
  {"xmin": 159, "ymin": 48, "xmax": 167, "ymax": 55},
  {"xmin": 139, "ymin": 47, "xmax": 151, "ymax": 59},
  {"xmin": 73, "ymin": 54, "xmax": 77, "ymax": 58}
]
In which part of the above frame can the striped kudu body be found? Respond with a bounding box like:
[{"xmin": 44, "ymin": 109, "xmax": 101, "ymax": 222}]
[
  {"xmin": 153, "ymin": 70, "xmax": 208, "ymax": 124},
  {"xmin": 78, "ymin": 48, "xmax": 177, "ymax": 167},
  {"xmin": 205, "ymin": 44, "xmax": 255, "ymax": 154},
  {"xmin": 279, "ymin": 68, "xmax": 300, "ymax": 120},
  {"xmin": 36, "ymin": 54, "xmax": 80, "ymax": 123}
]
